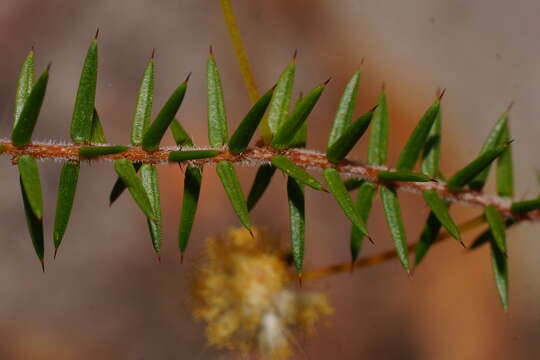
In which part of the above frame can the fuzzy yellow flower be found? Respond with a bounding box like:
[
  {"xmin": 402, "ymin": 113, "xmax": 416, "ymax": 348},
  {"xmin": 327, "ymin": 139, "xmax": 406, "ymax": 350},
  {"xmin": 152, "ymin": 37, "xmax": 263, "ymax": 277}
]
[{"xmin": 192, "ymin": 227, "xmax": 332, "ymax": 359}]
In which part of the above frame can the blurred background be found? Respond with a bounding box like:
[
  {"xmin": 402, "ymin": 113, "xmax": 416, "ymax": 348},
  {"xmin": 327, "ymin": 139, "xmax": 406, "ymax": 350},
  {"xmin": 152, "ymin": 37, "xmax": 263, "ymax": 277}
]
[{"xmin": 0, "ymin": 0, "xmax": 539, "ymax": 358}]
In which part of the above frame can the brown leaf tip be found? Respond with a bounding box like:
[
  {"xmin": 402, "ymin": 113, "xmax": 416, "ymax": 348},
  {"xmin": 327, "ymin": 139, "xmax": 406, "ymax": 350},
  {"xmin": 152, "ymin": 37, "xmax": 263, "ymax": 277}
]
[
  {"xmin": 94, "ymin": 28, "xmax": 100, "ymax": 40},
  {"xmin": 323, "ymin": 77, "xmax": 332, "ymax": 86},
  {"xmin": 438, "ymin": 88, "xmax": 446, "ymax": 100},
  {"xmin": 209, "ymin": 45, "xmax": 213, "ymax": 56},
  {"xmin": 292, "ymin": 49, "xmax": 298, "ymax": 61},
  {"xmin": 151, "ymin": 48, "xmax": 155, "ymax": 59},
  {"xmin": 185, "ymin": 71, "xmax": 192, "ymax": 83}
]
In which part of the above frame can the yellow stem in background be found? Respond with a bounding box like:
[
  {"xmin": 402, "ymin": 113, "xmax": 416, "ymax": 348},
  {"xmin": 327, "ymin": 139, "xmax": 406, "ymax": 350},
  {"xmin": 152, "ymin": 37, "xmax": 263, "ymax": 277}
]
[
  {"xmin": 301, "ymin": 214, "xmax": 486, "ymax": 281},
  {"xmin": 219, "ymin": 0, "xmax": 273, "ymax": 143}
]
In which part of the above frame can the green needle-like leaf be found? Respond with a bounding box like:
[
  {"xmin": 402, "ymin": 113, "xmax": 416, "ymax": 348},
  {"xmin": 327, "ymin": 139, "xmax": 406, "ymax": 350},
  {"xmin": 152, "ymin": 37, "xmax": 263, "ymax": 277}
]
[
  {"xmin": 168, "ymin": 150, "xmax": 220, "ymax": 162},
  {"xmin": 469, "ymin": 219, "xmax": 514, "ymax": 250},
  {"xmin": 229, "ymin": 88, "xmax": 274, "ymax": 154},
  {"xmin": 287, "ymin": 177, "xmax": 305, "ymax": 275},
  {"xmin": 11, "ymin": 67, "xmax": 49, "ymax": 146},
  {"xmin": 323, "ymin": 167, "xmax": 368, "ymax": 237},
  {"xmin": 510, "ymin": 198, "xmax": 540, "ymax": 213},
  {"xmin": 20, "ymin": 177, "xmax": 44, "ymax": 269},
  {"xmin": 207, "ymin": 53, "xmax": 228, "ymax": 147},
  {"xmin": 14, "ymin": 49, "xmax": 35, "ymax": 125},
  {"xmin": 326, "ymin": 109, "xmax": 373, "ymax": 163},
  {"xmin": 131, "ymin": 55, "xmax": 155, "ymax": 146},
  {"xmin": 421, "ymin": 108, "xmax": 441, "ymax": 178},
  {"xmin": 350, "ymin": 181, "xmax": 376, "ymax": 261},
  {"xmin": 271, "ymin": 155, "xmax": 323, "ymax": 191},
  {"xmin": 216, "ymin": 161, "xmax": 251, "ymax": 229},
  {"xmin": 108, "ymin": 163, "xmax": 141, "ymax": 206},
  {"xmin": 378, "ymin": 170, "xmax": 431, "ymax": 183},
  {"xmin": 90, "ymin": 108, "xmax": 107, "ymax": 143},
  {"xmin": 266, "ymin": 57, "xmax": 296, "ymax": 138},
  {"xmin": 271, "ymin": 82, "xmax": 326, "ymax": 149},
  {"xmin": 79, "ymin": 145, "xmax": 128, "ymax": 158},
  {"xmin": 380, "ymin": 185, "xmax": 409, "ymax": 271},
  {"xmin": 414, "ymin": 212, "xmax": 442, "ymax": 266},
  {"xmin": 344, "ymin": 178, "xmax": 365, "ymax": 192},
  {"xmin": 114, "ymin": 159, "xmax": 155, "ymax": 220},
  {"xmin": 170, "ymin": 119, "xmax": 193, "ymax": 147},
  {"xmin": 18, "ymin": 155, "xmax": 43, "ymax": 219},
  {"xmin": 327, "ymin": 70, "xmax": 361, "ymax": 149},
  {"xmin": 485, "ymin": 205, "xmax": 507, "ymax": 254},
  {"xmin": 142, "ymin": 79, "xmax": 189, "ymax": 151},
  {"xmin": 496, "ymin": 124, "xmax": 514, "ymax": 197},
  {"xmin": 396, "ymin": 98, "xmax": 440, "ymax": 172},
  {"xmin": 178, "ymin": 166, "xmax": 202, "ymax": 255},
  {"xmin": 367, "ymin": 90, "xmax": 389, "ymax": 165},
  {"xmin": 469, "ymin": 110, "xmax": 509, "ymax": 190},
  {"xmin": 70, "ymin": 36, "xmax": 98, "ymax": 144},
  {"xmin": 246, "ymin": 165, "xmax": 276, "ymax": 211},
  {"xmin": 422, "ymin": 189, "xmax": 460, "ymax": 241},
  {"xmin": 490, "ymin": 238, "xmax": 509, "ymax": 311},
  {"xmin": 53, "ymin": 160, "xmax": 80, "ymax": 253},
  {"xmin": 447, "ymin": 145, "xmax": 507, "ymax": 191},
  {"xmin": 141, "ymin": 164, "xmax": 162, "ymax": 255}
]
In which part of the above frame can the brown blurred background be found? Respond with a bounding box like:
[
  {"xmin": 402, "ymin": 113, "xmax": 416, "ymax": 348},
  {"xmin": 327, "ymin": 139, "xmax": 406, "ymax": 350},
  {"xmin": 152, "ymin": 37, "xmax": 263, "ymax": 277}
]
[{"xmin": 0, "ymin": 0, "xmax": 540, "ymax": 359}]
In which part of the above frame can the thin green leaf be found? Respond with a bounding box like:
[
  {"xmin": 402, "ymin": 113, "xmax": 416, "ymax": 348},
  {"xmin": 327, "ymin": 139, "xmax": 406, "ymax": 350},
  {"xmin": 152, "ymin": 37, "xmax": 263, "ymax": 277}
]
[
  {"xmin": 178, "ymin": 166, "xmax": 202, "ymax": 255},
  {"xmin": 447, "ymin": 145, "xmax": 507, "ymax": 191},
  {"xmin": 485, "ymin": 205, "xmax": 507, "ymax": 254},
  {"xmin": 287, "ymin": 92, "xmax": 308, "ymax": 148},
  {"xmin": 469, "ymin": 110, "xmax": 509, "ymax": 190},
  {"xmin": 396, "ymin": 98, "xmax": 440, "ymax": 172},
  {"xmin": 79, "ymin": 145, "xmax": 128, "ymax": 158},
  {"xmin": 350, "ymin": 181, "xmax": 376, "ymax": 261},
  {"xmin": 380, "ymin": 185, "xmax": 409, "ymax": 271},
  {"xmin": 271, "ymin": 82, "xmax": 326, "ymax": 149},
  {"xmin": 109, "ymin": 163, "xmax": 142, "ymax": 206},
  {"xmin": 367, "ymin": 90, "xmax": 389, "ymax": 165},
  {"xmin": 511, "ymin": 198, "xmax": 540, "ymax": 213},
  {"xmin": 326, "ymin": 109, "xmax": 373, "ymax": 163},
  {"xmin": 207, "ymin": 54, "xmax": 228, "ymax": 147},
  {"xmin": 142, "ymin": 79, "xmax": 189, "ymax": 151},
  {"xmin": 20, "ymin": 177, "xmax": 44, "ymax": 269},
  {"xmin": 141, "ymin": 164, "xmax": 162, "ymax": 255},
  {"xmin": 229, "ymin": 88, "xmax": 274, "ymax": 154},
  {"xmin": 287, "ymin": 177, "xmax": 305, "ymax": 275},
  {"xmin": 11, "ymin": 67, "xmax": 49, "ymax": 146},
  {"xmin": 246, "ymin": 165, "xmax": 276, "ymax": 211},
  {"xmin": 327, "ymin": 71, "xmax": 361, "ymax": 149},
  {"xmin": 414, "ymin": 212, "xmax": 442, "ymax": 266},
  {"xmin": 496, "ymin": 124, "xmax": 513, "ymax": 197},
  {"xmin": 216, "ymin": 161, "xmax": 251, "ymax": 229},
  {"xmin": 490, "ymin": 239, "xmax": 509, "ymax": 311},
  {"xmin": 131, "ymin": 55, "xmax": 155, "ymax": 145},
  {"xmin": 271, "ymin": 155, "xmax": 322, "ymax": 191},
  {"xmin": 422, "ymin": 189, "xmax": 460, "ymax": 241},
  {"xmin": 18, "ymin": 155, "xmax": 43, "ymax": 219},
  {"xmin": 14, "ymin": 49, "xmax": 35, "ymax": 125},
  {"xmin": 469, "ymin": 219, "xmax": 514, "ymax": 250},
  {"xmin": 323, "ymin": 167, "xmax": 368, "ymax": 237},
  {"xmin": 113, "ymin": 159, "xmax": 155, "ymax": 220},
  {"xmin": 378, "ymin": 170, "xmax": 431, "ymax": 183},
  {"xmin": 170, "ymin": 118, "xmax": 193, "ymax": 147},
  {"xmin": 70, "ymin": 37, "xmax": 98, "ymax": 144},
  {"xmin": 344, "ymin": 178, "xmax": 365, "ymax": 192},
  {"xmin": 421, "ymin": 108, "xmax": 441, "ymax": 177},
  {"xmin": 168, "ymin": 150, "xmax": 220, "ymax": 162},
  {"xmin": 266, "ymin": 57, "xmax": 295, "ymax": 137},
  {"xmin": 53, "ymin": 161, "xmax": 80, "ymax": 253},
  {"xmin": 90, "ymin": 108, "xmax": 106, "ymax": 144}
]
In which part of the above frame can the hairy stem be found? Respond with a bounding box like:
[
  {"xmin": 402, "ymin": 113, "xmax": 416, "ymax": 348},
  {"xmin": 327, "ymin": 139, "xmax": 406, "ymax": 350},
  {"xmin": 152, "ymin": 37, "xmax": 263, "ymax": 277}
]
[{"xmin": 1, "ymin": 140, "xmax": 538, "ymax": 223}]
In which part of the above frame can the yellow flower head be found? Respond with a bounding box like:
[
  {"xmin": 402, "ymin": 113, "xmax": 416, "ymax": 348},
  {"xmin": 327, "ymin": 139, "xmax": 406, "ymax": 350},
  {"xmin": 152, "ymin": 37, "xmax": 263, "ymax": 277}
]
[{"xmin": 192, "ymin": 227, "xmax": 332, "ymax": 359}]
